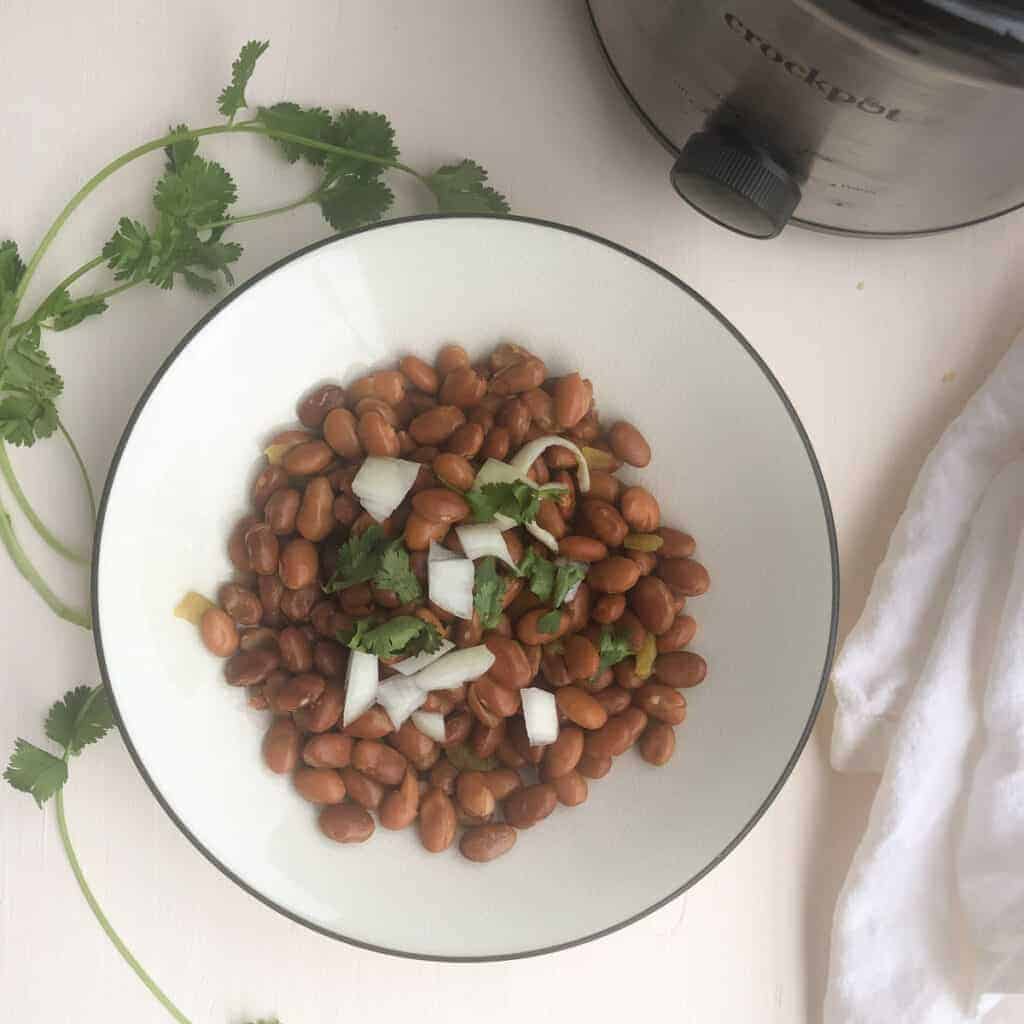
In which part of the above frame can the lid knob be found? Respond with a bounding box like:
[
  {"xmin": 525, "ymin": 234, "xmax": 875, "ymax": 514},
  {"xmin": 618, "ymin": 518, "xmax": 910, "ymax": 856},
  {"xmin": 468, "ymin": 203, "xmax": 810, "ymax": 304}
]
[{"xmin": 670, "ymin": 131, "xmax": 801, "ymax": 239}]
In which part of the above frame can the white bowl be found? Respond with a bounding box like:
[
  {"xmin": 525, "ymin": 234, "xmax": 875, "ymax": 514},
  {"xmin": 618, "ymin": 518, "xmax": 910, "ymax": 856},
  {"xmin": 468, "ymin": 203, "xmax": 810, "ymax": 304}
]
[{"xmin": 93, "ymin": 215, "xmax": 837, "ymax": 961}]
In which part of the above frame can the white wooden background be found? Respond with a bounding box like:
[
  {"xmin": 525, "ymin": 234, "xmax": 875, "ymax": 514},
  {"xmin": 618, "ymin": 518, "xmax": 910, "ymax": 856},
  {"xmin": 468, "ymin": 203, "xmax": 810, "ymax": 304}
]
[{"xmin": 2, "ymin": 2, "xmax": 1024, "ymax": 1021}]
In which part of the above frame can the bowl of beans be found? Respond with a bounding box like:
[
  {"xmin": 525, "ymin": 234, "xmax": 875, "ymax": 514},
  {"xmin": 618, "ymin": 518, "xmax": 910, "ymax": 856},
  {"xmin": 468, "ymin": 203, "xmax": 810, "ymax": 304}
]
[{"xmin": 93, "ymin": 215, "xmax": 837, "ymax": 960}]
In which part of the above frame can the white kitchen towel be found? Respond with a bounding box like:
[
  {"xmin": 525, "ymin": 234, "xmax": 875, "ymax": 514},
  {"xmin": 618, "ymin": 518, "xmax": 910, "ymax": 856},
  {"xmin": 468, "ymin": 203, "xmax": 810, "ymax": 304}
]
[{"xmin": 825, "ymin": 331, "xmax": 1024, "ymax": 1023}]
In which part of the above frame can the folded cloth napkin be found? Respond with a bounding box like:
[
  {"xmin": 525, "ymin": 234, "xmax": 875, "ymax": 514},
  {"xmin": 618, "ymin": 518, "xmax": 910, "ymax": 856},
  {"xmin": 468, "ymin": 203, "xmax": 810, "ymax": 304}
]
[{"xmin": 825, "ymin": 333, "xmax": 1024, "ymax": 1023}]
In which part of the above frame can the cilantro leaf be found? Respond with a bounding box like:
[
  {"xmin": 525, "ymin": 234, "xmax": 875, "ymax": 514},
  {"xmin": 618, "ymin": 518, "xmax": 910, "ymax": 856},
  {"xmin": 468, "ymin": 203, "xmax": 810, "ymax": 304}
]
[
  {"xmin": 3, "ymin": 326, "xmax": 63, "ymax": 399},
  {"xmin": 163, "ymin": 124, "xmax": 199, "ymax": 172},
  {"xmin": 517, "ymin": 548, "xmax": 555, "ymax": 601},
  {"xmin": 324, "ymin": 525, "xmax": 388, "ymax": 592},
  {"xmin": 256, "ymin": 103, "xmax": 334, "ymax": 164},
  {"xmin": 553, "ymin": 561, "xmax": 587, "ymax": 609},
  {"xmin": 153, "ymin": 157, "xmax": 237, "ymax": 227},
  {"xmin": 44, "ymin": 685, "xmax": 114, "ymax": 756},
  {"xmin": 597, "ymin": 627, "xmax": 633, "ymax": 673},
  {"xmin": 473, "ymin": 557, "xmax": 506, "ymax": 630},
  {"xmin": 34, "ymin": 289, "xmax": 108, "ymax": 331},
  {"xmin": 537, "ymin": 610, "xmax": 563, "ymax": 635},
  {"xmin": 218, "ymin": 40, "xmax": 270, "ymax": 120},
  {"xmin": 0, "ymin": 394, "xmax": 58, "ymax": 446},
  {"xmin": 342, "ymin": 615, "xmax": 442, "ymax": 658},
  {"xmin": 318, "ymin": 178, "xmax": 393, "ymax": 233},
  {"xmin": 322, "ymin": 110, "xmax": 398, "ymax": 183},
  {"xmin": 374, "ymin": 540, "xmax": 422, "ymax": 604},
  {"xmin": 466, "ymin": 481, "xmax": 566, "ymax": 526},
  {"xmin": 426, "ymin": 160, "xmax": 509, "ymax": 214},
  {"xmin": 0, "ymin": 239, "xmax": 25, "ymax": 327},
  {"xmin": 3, "ymin": 739, "xmax": 67, "ymax": 807},
  {"xmin": 103, "ymin": 218, "xmax": 153, "ymax": 283}
]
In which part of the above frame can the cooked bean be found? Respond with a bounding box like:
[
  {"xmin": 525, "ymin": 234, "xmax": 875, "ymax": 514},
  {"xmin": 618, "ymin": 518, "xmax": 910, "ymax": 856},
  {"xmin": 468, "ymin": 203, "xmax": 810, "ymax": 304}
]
[
  {"xmin": 432, "ymin": 452, "xmax": 475, "ymax": 490},
  {"xmin": 278, "ymin": 626, "xmax": 313, "ymax": 673},
  {"xmin": 542, "ymin": 726, "xmax": 584, "ymax": 780},
  {"xmin": 228, "ymin": 515, "xmax": 257, "ymax": 571},
  {"xmin": 588, "ymin": 556, "xmax": 641, "ymax": 595},
  {"xmin": 313, "ymin": 639, "xmax": 348, "ymax": 678},
  {"xmin": 460, "ymin": 823, "xmax": 517, "ymax": 862},
  {"xmin": 490, "ymin": 356, "xmax": 546, "ymax": 395},
  {"xmin": 251, "ymin": 464, "xmax": 289, "ymax": 511},
  {"xmin": 552, "ymin": 769, "xmax": 588, "ymax": 806},
  {"xmin": 341, "ymin": 767, "xmax": 385, "ymax": 810},
  {"xmin": 470, "ymin": 719, "xmax": 506, "ymax": 759},
  {"xmin": 580, "ymin": 500, "xmax": 629, "ymax": 548},
  {"xmin": 244, "ymin": 522, "xmax": 279, "ymax": 576},
  {"xmin": 612, "ymin": 659, "xmax": 642, "ymax": 690},
  {"xmin": 380, "ymin": 768, "xmax": 421, "ymax": 830},
  {"xmin": 263, "ymin": 488, "xmax": 300, "ymax": 535},
  {"xmin": 657, "ymin": 557, "xmax": 710, "ymax": 596},
  {"xmin": 521, "ymin": 387, "xmax": 555, "ymax": 431},
  {"xmin": 620, "ymin": 487, "xmax": 660, "ymax": 532},
  {"xmin": 283, "ymin": 440, "xmax": 334, "ymax": 475},
  {"xmin": 469, "ymin": 678, "xmax": 519, "ymax": 726},
  {"xmin": 218, "ymin": 586, "xmax": 261, "ymax": 634},
  {"xmin": 483, "ymin": 768, "xmax": 522, "ymax": 801},
  {"xmin": 294, "ymin": 767, "xmax": 347, "ymax": 805},
  {"xmin": 439, "ymin": 367, "xmax": 486, "ymax": 408},
  {"xmin": 344, "ymin": 706, "xmax": 394, "ymax": 739},
  {"xmin": 657, "ymin": 615, "xmax": 697, "ymax": 653},
  {"xmin": 400, "ymin": 355, "xmax": 439, "ymax": 394},
  {"xmin": 550, "ymin": 372, "xmax": 589, "ymax": 429},
  {"xmin": 430, "ymin": 759, "xmax": 460, "ymax": 794},
  {"xmin": 358, "ymin": 410, "xmax": 400, "ymax": 457},
  {"xmin": 552, "ymin": 469, "xmax": 577, "ymax": 519},
  {"xmin": 558, "ymin": 535, "xmax": 607, "ymax": 563},
  {"xmin": 201, "ymin": 607, "xmax": 239, "ymax": 657},
  {"xmin": 595, "ymin": 686, "xmax": 631, "ymax": 716},
  {"xmin": 563, "ymin": 634, "xmax": 600, "ymax": 682},
  {"xmin": 436, "ymin": 343, "xmax": 470, "ymax": 375},
  {"xmin": 515, "ymin": 608, "xmax": 569, "ymax": 646},
  {"xmin": 294, "ymin": 678, "xmax": 345, "ymax": 733},
  {"xmin": 640, "ymin": 722, "xmax": 676, "ymax": 766},
  {"xmin": 295, "ymin": 477, "xmax": 335, "ymax": 542},
  {"xmin": 480, "ymin": 425, "xmax": 511, "ymax": 460},
  {"xmin": 408, "ymin": 405, "xmax": 465, "ymax": 446},
  {"xmin": 484, "ymin": 634, "xmax": 533, "ymax": 690},
  {"xmin": 617, "ymin": 610, "xmax": 647, "ymax": 653},
  {"xmin": 239, "ymin": 626, "xmax": 279, "ymax": 653},
  {"xmin": 497, "ymin": 398, "xmax": 530, "ymax": 446},
  {"xmin": 225, "ymin": 648, "xmax": 279, "ymax": 686},
  {"xmin": 262, "ymin": 716, "xmax": 300, "ymax": 774},
  {"xmin": 533, "ymin": 499, "xmax": 565, "ymax": 541},
  {"xmin": 412, "ymin": 488, "xmax": 471, "ymax": 524},
  {"xmin": 352, "ymin": 739, "xmax": 408, "ymax": 786},
  {"xmin": 456, "ymin": 771, "xmax": 497, "ymax": 819},
  {"xmin": 280, "ymin": 583, "xmax": 319, "ymax": 622},
  {"xmin": 555, "ymin": 686, "xmax": 608, "ymax": 730},
  {"xmin": 355, "ymin": 396, "xmax": 400, "ymax": 426},
  {"xmin": 658, "ymin": 527, "xmax": 696, "ymax": 559},
  {"xmin": 257, "ymin": 575, "xmax": 284, "ymax": 627},
  {"xmin": 404, "ymin": 511, "xmax": 448, "ymax": 551},
  {"xmin": 302, "ymin": 733, "xmax": 353, "ymax": 769},
  {"xmin": 298, "ymin": 384, "xmax": 346, "ymax": 428},
  {"xmin": 319, "ymin": 803, "xmax": 374, "ymax": 843},
  {"xmin": 504, "ymin": 783, "xmax": 557, "ymax": 829},
  {"xmin": 653, "ymin": 651, "xmax": 707, "ymax": 689},
  {"xmin": 627, "ymin": 550, "xmax": 658, "ymax": 576},
  {"xmin": 620, "ymin": 706, "xmax": 648, "ymax": 745},
  {"xmin": 584, "ymin": 667, "xmax": 615, "ymax": 693},
  {"xmin": 269, "ymin": 673, "xmax": 325, "ymax": 713},
  {"xmin": 453, "ymin": 613, "xmax": 484, "ymax": 649},
  {"xmin": 592, "ymin": 593, "xmax": 626, "ymax": 625},
  {"xmin": 577, "ymin": 753, "xmax": 611, "ymax": 779},
  {"xmin": 629, "ymin": 576, "xmax": 676, "ymax": 635},
  {"xmin": 506, "ymin": 716, "xmax": 544, "ymax": 764},
  {"xmin": 635, "ymin": 683, "xmax": 688, "ymax": 724},
  {"xmin": 608, "ymin": 421, "xmax": 651, "ymax": 467},
  {"xmin": 445, "ymin": 421, "xmax": 485, "ymax": 457},
  {"xmin": 418, "ymin": 788, "xmax": 458, "ymax": 852},
  {"xmin": 442, "ymin": 711, "xmax": 473, "ymax": 747},
  {"xmin": 322, "ymin": 408, "xmax": 362, "ymax": 459},
  {"xmin": 583, "ymin": 715, "xmax": 634, "ymax": 758},
  {"xmin": 564, "ymin": 583, "xmax": 591, "ymax": 633},
  {"xmin": 541, "ymin": 652, "xmax": 571, "ymax": 688},
  {"xmin": 587, "ymin": 471, "xmax": 621, "ymax": 505}
]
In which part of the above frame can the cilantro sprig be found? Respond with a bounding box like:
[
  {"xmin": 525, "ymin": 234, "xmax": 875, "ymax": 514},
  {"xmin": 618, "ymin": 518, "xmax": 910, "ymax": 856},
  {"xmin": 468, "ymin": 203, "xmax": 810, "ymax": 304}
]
[
  {"xmin": 342, "ymin": 615, "xmax": 443, "ymax": 658},
  {"xmin": 0, "ymin": 39, "xmax": 508, "ymax": 631},
  {"xmin": 6, "ymin": 687, "xmax": 282, "ymax": 1023},
  {"xmin": 473, "ymin": 556, "xmax": 507, "ymax": 630},
  {"xmin": 466, "ymin": 481, "xmax": 567, "ymax": 526},
  {"xmin": 597, "ymin": 627, "xmax": 634, "ymax": 673},
  {"xmin": 324, "ymin": 526, "xmax": 421, "ymax": 603}
]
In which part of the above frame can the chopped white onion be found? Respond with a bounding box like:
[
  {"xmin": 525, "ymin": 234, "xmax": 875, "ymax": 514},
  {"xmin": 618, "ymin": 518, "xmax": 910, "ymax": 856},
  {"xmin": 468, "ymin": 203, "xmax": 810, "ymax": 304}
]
[
  {"xmin": 473, "ymin": 458, "xmax": 524, "ymax": 489},
  {"xmin": 377, "ymin": 676, "xmax": 427, "ymax": 729},
  {"xmin": 525, "ymin": 519, "xmax": 560, "ymax": 554},
  {"xmin": 411, "ymin": 710, "xmax": 447, "ymax": 744},
  {"xmin": 455, "ymin": 523, "xmax": 517, "ymax": 568},
  {"xmin": 521, "ymin": 687, "xmax": 559, "ymax": 746},
  {"xmin": 409, "ymin": 645, "xmax": 496, "ymax": 692},
  {"xmin": 342, "ymin": 650, "xmax": 379, "ymax": 726},
  {"xmin": 556, "ymin": 558, "xmax": 589, "ymax": 604},
  {"xmin": 508, "ymin": 435, "xmax": 590, "ymax": 494},
  {"xmin": 428, "ymin": 540, "xmax": 459, "ymax": 563},
  {"xmin": 351, "ymin": 457, "xmax": 421, "ymax": 522},
  {"xmin": 393, "ymin": 638, "xmax": 455, "ymax": 676},
  {"xmin": 428, "ymin": 557, "xmax": 475, "ymax": 619}
]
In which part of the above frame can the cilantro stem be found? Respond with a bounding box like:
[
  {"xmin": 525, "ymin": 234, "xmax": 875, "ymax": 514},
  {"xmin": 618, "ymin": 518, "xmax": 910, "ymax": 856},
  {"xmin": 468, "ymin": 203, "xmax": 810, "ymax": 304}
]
[
  {"xmin": 58, "ymin": 417, "xmax": 97, "ymax": 524},
  {"xmin": 0, "ymin": 443, "xmax": 89, "ymax": 563},
  {"xmin": 0, "ymin": 496, "xmax": 91, "ymax": 628},
  {"xmin": 200, "ymin": 191, "xmax": 319, "ymax": 230},
  {"xmin": 55, "ymin": 788, "xmax": 193, "ymax": 1024}
]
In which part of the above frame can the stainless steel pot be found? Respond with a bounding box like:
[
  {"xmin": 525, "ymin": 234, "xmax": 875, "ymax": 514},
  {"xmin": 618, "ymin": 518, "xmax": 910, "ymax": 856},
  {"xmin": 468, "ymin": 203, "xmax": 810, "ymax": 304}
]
[{"xmin": 587, "ymin": 0, "xmax": 1024, "ymax": 237}]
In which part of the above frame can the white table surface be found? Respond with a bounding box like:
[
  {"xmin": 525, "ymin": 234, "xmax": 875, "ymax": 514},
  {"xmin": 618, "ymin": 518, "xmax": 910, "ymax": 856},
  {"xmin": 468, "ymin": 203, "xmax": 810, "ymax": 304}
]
[{"xmin": 2, "ymin": 2, "xmax": 1023, "ymax": 1022}]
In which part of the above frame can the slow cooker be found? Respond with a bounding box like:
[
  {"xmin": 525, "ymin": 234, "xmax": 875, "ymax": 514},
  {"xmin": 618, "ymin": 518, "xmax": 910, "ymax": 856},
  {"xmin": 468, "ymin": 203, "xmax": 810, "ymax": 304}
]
[{"xmin": 587, "ymin": 1, "xmax": 1024, "ymax": 237}]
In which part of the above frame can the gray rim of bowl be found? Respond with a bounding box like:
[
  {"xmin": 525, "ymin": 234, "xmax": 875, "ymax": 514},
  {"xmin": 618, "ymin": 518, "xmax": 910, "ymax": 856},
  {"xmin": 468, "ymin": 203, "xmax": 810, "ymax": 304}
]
[{"xmin": 91, "ymin": 212, "xmax": 840, "ymax": 963}]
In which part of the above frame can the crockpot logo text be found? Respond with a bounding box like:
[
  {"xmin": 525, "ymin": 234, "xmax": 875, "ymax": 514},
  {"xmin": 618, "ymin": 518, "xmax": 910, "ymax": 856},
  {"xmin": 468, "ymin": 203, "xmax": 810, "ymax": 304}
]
[{"xmin": 724, "ymin": 13, "xmax": 901, "ymax": 121}]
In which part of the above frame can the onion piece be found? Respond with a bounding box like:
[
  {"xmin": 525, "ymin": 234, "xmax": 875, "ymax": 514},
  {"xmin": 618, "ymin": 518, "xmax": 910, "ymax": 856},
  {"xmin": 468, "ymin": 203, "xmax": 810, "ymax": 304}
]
[
  {"xmin": 342, "ymin": 651, "xmax": 379, "ymax": 726},
  {"xmin": 393, "ymin": 639, "xmax": 455, "ymax": 676},
  {"xmin": 525, "ymin": 519, "xmax": 559, "ymax": 554},
  {"xmin": 411, "ymin": 710, "xmax": 447, "ymax": 744},
  {"xmin": 472, "ymin": 458, "xmax": 524, "ymax": 489},
  {"xmin": 377, "ymin": 676, "xmax": 427, "ymax": 729},
  {"xmin": 508, "ymin": 435, "xmax": 590, "ymax": 494},
  {"xmin": 429, "ymin": 557, "xmax": 475, "ymax": 619},
  {"xmin": 428, "ymin": 540, "xmax": 459, "ymax": 563},
  {"xmin": 409, "ymin": 645, "xmax": 496, "ymax": 692},
  {"xmin": 455, "ymin": 523, "xmax": 517, "ymax": 568},
  {"xmin": 351, "ymin": 457, "xmax": 421, "ymax": 523},
  {"xmin": 521, "ymin": 687, "xmax": 559, "ymax": 746}
]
